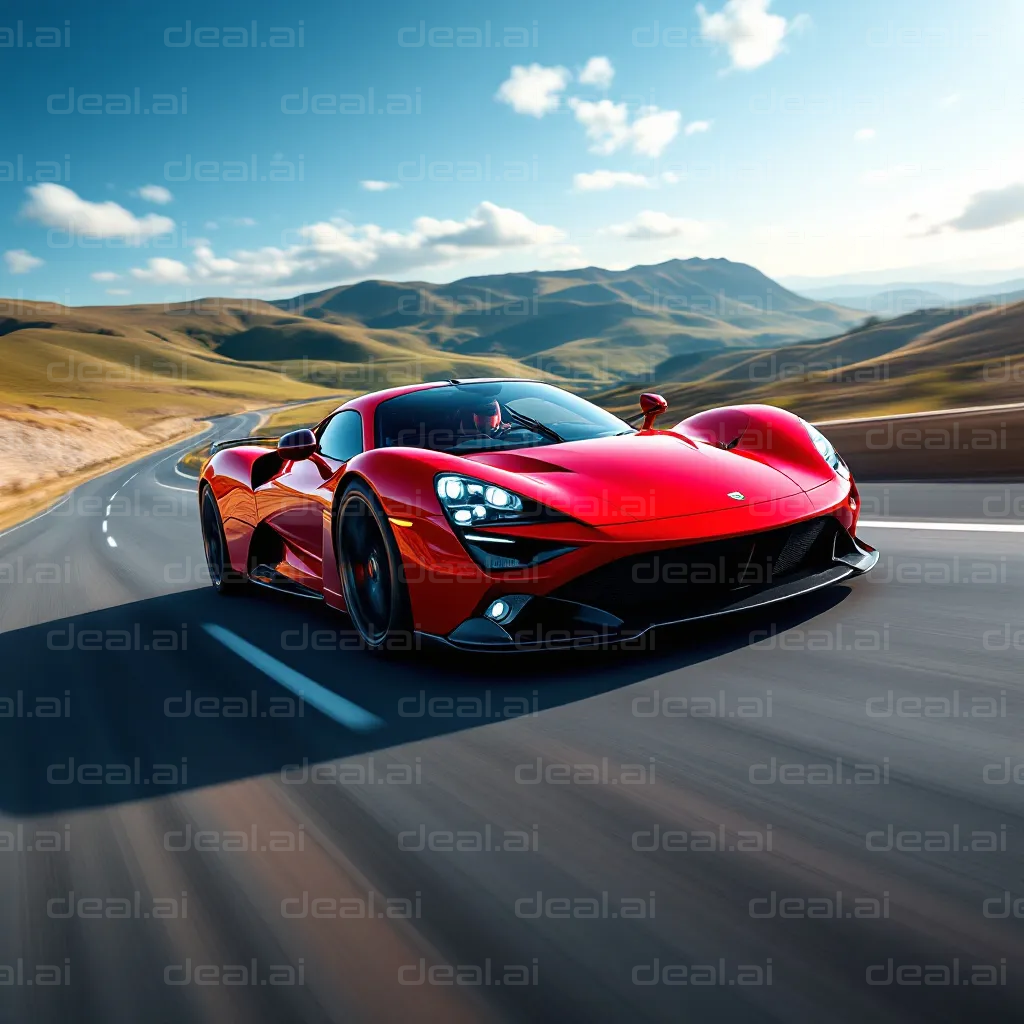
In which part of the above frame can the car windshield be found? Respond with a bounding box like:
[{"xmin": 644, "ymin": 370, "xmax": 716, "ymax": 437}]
[{"xmin": 375, "ymin": 381, "xmax": 633, "ymax": 454}]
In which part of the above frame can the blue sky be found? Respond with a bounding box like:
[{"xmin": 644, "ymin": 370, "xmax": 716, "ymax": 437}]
[{"xmin": 2, "ymin": 0, "xmax": 1022, "ymax": 304}]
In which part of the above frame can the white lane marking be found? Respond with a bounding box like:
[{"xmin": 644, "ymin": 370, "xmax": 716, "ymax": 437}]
[
  {"xmin": 106, "ymin": 536, "xmax": 118, "ymax": 548},
  {"xmin": 860, "ymin": 520, "xmax": 1024, "ymax": 533},
  {"xmin": 105, "ymin": 505, "xmax": 111, "ymax": 515},
  {"xmin": 154, "ymin": 480, "xmax": 198, "ymax": 493},
  {"xmin": 0, "ymin": 492, "xmax": 73, "ymax": 543},
  {"xmin": 203, "ymin": 624, "xmax": 385, "ymax": 733},
  {"xmin": 102, "ymin": 521, "xmax": 108, "ymax": 534},
  {"xmin": 175, "ymin": 464, "xmax": 200, "ymax": 481},
  {"xmin": 0, "ymin": 420, "xmax": 231, "ymax": 543}
]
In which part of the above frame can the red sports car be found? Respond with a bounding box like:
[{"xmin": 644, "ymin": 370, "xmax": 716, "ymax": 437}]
[{"xmin": 199, "ymin": 379, "xmax": 877, "ymax": 651}]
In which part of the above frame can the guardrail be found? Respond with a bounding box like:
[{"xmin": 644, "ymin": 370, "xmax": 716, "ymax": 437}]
[{"xmin": 821, "ymin": 404, "xmax": 1024, "ymax": 481}]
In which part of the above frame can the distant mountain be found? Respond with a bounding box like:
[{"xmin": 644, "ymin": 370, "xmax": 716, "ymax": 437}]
[
  {"xmin": 273, "ymin": 258, "xmax": 863, "ymax": 384},
  {"xmin": 813, "ymin": 288, "xmax": 948, "ymax": 317},
  {"xmin": 792, "ymin": 279, "xmax": 1024, "ymax": 322},
  {"xmin": 796, "ymin": 278, "xmax": 1024, "ymax": 306},
  {"xmin": 782, "ymin": 266, "xmax": 1024, "ymax": 292},
  {"xmin": 0, "ymin": 258, "xmax": 869, "ymax": 437},
  {"xmin": 2, "ymin": 262, "xmax": 1021, "ymax": 434}
]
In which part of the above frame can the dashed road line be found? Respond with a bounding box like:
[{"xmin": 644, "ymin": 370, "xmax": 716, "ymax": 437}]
[{"xmin": 202, "ymin": 624, "xmax": 385, "ymax": 733}]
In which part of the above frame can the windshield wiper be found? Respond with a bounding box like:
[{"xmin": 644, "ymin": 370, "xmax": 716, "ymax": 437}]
[{"xmin": 505, "ymin": 408, "xmax": 564, "ymax": 443}]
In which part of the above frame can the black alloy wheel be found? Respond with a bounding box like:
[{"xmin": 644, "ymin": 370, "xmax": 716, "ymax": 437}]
[
  {"xmin": 201, "ymin": 486, "xmax": 245, "ymax": 594},
  {"xmin": 337, "ymin": 479, "xmax": 412, "ymax": 651}
]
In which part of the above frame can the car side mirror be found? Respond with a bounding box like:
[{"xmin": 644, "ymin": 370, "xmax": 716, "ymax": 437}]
[
  {"xmin": 277, "ymin": 428, "xmax": 317, "ymax": 461},
  {"xmin": 639, "ymin": 393, "xmax": 668, "ymax": 431}
]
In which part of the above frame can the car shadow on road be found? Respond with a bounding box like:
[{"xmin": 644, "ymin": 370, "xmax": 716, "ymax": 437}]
[{"xmin": 0, "ymin": 583, "xmax": 854, "ymax": 814}]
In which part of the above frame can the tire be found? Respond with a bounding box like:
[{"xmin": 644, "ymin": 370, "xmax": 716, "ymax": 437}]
[
  {"xmin": 336, "ymin": 478, "xmax": 413, "ymax": 652},
  {"xmin": 200, "ymin": 486, "xmax": 247, "ymax": 594}
]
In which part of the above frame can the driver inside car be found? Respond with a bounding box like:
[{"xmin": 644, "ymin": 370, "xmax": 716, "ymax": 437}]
[{"xmin": 458, "ymin": 399, "xmax": 514, "ymax": 440}]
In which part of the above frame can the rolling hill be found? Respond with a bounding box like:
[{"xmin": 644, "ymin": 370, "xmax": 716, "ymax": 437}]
[
  {"xmin": 3, "ymin": 256, "xmax": 1018, "ymax": 445},
  {"xmin": 0, "ymin": 257, "xmax": 863, "ymax": 434},
  {"xmin": 595, "ymin": 299, "xmax": 1024, "ymax": 422},
  {"xmin": 274, "ymin": 258, "xmax": 863, "ymax": 383},
  {"xmin": 0, "ymin": 295, "xmax": 562, "ymax": 430}
]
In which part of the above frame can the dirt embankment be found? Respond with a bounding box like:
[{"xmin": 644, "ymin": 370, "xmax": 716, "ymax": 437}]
[{"xmin": 0, "ymin": 405, "xmax": 202, "ymax": 530}]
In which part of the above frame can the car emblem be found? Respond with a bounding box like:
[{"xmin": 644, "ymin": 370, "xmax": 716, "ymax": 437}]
[{"xmin": 727, "ymin": 492, "xmax": 745, "ymax": 501}]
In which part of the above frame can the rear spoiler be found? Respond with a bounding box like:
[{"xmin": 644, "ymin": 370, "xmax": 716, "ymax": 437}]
[{"xmin": 209, "ymin": 435, "xmax": 280, "ymax": 455}]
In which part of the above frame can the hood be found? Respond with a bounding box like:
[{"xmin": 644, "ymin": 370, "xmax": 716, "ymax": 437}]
[{"xmin": 463, "ymin": 432, "xmax": 804, "ymax": 525}]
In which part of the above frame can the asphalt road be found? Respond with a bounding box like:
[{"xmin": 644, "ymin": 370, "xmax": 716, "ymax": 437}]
[{"xmin": 1, "ymin": 418, "xmax": 1023, "ymax": 1023}]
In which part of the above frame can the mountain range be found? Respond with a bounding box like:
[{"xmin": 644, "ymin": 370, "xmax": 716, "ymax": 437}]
[
  {"xmin": 796, "ymin": 279, "xmax": 1024, "ymax": 317},
  {"xmin": 273, "ymin": 258, "xmax": 863, "ymax": 384},
  {"xmin": 1, "ymin": 257, "xmax": 1021, "ymax": 436}
]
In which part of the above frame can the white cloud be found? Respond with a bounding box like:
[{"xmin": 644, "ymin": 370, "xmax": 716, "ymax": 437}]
[
  {"xmin": 573, "ymin": 170, "xmax": 654, "ymax": 192},
  {"xmin": 22, "ymin": 184, "xmax": 174, "ymax": 241},
  {"xmin": 232, "ymin": 217, "xmax": 257, "ymax": 227},
  {"xmin": 685, "ymin": 120, "xmax": 713, "ymax": 136},
  {"xmin": 106, "ymin": 289, "xmax": 131, "ymax": 296},
  {"xmin": 632, "ymin": 109, "xmax": 682, "ymax": 156},
  {"xmin": 205, "ymin": 221, "xmax": 220, "ymax": 230},
  {"xmin": 697, "ymin": 0, "xmax": 803, "ymax": 71},
  {"xmin": 605, "ymin": 211, "xmax": 712, "ymax": 241},
  {"xmin": 854, "ymin": 128, "xmax": 876, "ymax": 142},
  {"xmin": 91, "ymin": 271, "xmax": 121, "ymax": 282},
  {"xmin": 569, "ymin": 99, "xmax": 681, "ymax": 158},
  {"xmin": 4, "ymin": 249, "xmax": 43, "ymax": 274},
  {"xmin": 578, "ymin": 56, "xmax": 614, "ymax": 89},
  {"xmin": 414, "ymin": 202, "xmax": 564, "ymax": 247},
  {"xmin": 941, "ymin": 183, "xmax": 1024, "ymax": 232},
  {"xmin": 939, "ymin": 93, "xmax": 961, "ymax": 109},
  {"xmin": 495, "ymin": 64, "xmax": 571, "ymax": 117},
  {"xmin": 127, "ymin": 202, "xmax": 565, "ymax": 290},
  {"xmin": 130, "ymin": 258, "xmax": 191, "ymax": 284},
  {"xmin": 569, "ymin": 99, "xmax": 628, "ymax": 152},
  {"xmin": 136, "ymin": 184, "xmax": 173, "ymax": 205},
  {"xmin": 360, "ymin": 180, "xmax": 399, "ymax": 191}
]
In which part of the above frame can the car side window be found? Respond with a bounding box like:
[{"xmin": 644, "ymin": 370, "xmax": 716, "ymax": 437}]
[{"xmin": 317, "ymin": 410, "xmax": 363, "ymax": 462}]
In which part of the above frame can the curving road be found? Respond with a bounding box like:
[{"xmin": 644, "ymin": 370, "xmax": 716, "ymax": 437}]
[{"xmin": 1, "ymin": 417, "xmax": 1023, "ymax": 1022}]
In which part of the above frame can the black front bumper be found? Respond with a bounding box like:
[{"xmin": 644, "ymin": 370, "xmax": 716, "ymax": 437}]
[{"xmin": 434, "ymin": 517, "xmax": 879, "ymax": 652}]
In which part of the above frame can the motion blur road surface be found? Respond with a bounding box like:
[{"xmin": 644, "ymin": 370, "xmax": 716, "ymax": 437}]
[{"xmin": 1, "ymin": 416, "xmax": 1023, "ymax": 1022}]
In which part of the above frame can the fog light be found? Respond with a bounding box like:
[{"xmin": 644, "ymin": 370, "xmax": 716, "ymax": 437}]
[{"xmin": 483, "ymin": 594, "xmax": 531, "ymax": 625}]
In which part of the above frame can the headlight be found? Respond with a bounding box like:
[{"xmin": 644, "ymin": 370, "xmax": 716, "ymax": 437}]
[
  {"xmin": 802, "ymin": 421, "xmax": 850, "ymax": 479},
  {"xmin": 435, "ymin": 474, "xmax": 533, "ymax": 525}
]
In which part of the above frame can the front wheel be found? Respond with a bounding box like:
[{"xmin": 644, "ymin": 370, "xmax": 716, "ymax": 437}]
[
  {"xmin": 336, "ymin": 479, "xmax": 413, "ymax": 652},
  {"xmin": 200, "ymin": 486, "xmax": 246, "ymax": 594}
]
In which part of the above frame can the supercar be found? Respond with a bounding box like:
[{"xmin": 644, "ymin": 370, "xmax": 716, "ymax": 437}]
[{"xmin": 199, "ymin": 379, "xmax": 877, "ymax": 651}]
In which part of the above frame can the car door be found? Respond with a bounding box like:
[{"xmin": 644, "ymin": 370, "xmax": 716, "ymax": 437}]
[{"xmin": 254, "ymin": 410, "xmax": 364, "ymax": 576}]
